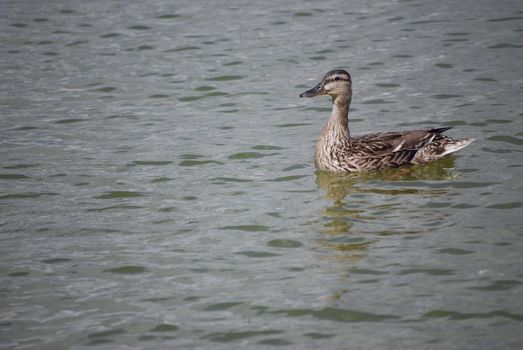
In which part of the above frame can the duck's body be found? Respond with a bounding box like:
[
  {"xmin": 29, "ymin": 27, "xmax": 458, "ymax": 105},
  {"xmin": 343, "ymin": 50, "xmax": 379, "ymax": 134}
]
[{"xmin": 300, "ymin": 69, "xmax": 473, "ymax": 172}]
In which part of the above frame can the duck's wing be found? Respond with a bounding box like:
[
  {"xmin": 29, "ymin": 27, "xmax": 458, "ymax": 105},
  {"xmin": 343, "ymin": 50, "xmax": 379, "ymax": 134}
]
[
  {"xmin": 355, "ymin": 127, "xmax": 452, "ymax": 153},
  {"xmin": 351, "ymin": 128, "xmax": 452, "ymax": 170}
]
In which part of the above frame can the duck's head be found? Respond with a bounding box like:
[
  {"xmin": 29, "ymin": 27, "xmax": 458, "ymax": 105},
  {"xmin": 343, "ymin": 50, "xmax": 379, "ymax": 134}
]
[{"xmin": 299, "ymin": 69, "xmax": 352, "ymax": 100}]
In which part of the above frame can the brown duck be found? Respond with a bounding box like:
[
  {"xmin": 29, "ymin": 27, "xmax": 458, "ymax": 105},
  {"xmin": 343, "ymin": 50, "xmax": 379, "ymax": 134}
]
[{"xmin": 300, "ymin": 69, "xmax": 474, "ymax": 172}]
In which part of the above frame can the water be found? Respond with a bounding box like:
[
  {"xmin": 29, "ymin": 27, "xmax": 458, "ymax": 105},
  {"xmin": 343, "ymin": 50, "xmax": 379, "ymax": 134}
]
[{"xmin": 1, "ymin": 0, "xmax": 522, "ymax": 349}]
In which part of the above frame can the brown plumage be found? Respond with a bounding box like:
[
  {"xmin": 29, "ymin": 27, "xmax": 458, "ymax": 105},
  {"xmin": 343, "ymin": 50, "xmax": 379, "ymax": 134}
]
[{"xmin": 299, "ymin": 69, "xmax": 474, "ymax": 172}]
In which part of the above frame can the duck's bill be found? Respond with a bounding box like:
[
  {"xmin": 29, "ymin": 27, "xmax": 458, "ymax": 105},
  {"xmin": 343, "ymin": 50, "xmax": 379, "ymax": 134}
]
[{"xmin": 299, "ymin": 82, "xmax": 325, "ymax": 98}]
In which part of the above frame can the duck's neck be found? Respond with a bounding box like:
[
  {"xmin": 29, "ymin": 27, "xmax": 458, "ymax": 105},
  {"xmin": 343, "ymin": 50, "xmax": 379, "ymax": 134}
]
[
  {"xmin": 324, "ymin": 95, "xmax": 351, "ymax": 141},
  {"xmin": 315, "ymin": 94, "xmax": 352, "ymax": 170}
]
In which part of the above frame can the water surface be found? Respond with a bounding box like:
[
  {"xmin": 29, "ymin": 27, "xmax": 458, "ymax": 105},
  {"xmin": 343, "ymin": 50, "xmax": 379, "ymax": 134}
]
[{"xmin": 1, "ymin": 0, "xmax": 523, "ymax": 349}]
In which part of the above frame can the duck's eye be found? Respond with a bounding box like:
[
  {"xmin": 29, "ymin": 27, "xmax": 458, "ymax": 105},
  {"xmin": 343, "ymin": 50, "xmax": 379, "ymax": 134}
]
[{"xmin": 334, "ymin": 77, "xmax": 340, "ymax": 81}]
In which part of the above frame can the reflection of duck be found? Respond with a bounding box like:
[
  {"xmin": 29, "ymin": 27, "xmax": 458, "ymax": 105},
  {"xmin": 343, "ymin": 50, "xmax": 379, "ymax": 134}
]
[
  {"xmin": 316, "ymin": 156, "xmax": 458, "ymax": 203},
  {"xmin": 315, "ymin": 157, "xmax": 458, "ymax": 237},
  {"xmin": 300, "ymin": 69, "xmax": 474, "ymax": 172}
]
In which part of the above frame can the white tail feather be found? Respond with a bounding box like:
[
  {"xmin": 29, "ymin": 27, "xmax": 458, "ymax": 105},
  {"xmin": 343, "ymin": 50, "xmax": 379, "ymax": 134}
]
[{"xmin": 441, "ymin": 138, "xmax": 475, "ymax": 157}]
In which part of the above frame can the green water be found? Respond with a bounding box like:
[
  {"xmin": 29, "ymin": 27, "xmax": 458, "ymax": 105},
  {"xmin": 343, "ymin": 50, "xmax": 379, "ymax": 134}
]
[{"xmin": 1, "ymin": 0, "xmax": 522, "ymax": 349}]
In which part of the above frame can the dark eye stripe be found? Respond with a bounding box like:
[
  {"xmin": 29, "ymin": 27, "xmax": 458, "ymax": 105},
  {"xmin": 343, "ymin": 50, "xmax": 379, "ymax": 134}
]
[
  {"xmin": 329, "ymin": 75, "xmax": 348, "ymax": 82},
  {"xmin": 322, "ymin": 69, "xmax": 352, "ymax": 83}
]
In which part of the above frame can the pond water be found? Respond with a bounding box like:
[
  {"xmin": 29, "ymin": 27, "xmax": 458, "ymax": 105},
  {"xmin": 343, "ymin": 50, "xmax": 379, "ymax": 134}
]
[{"xmin": 1, "ymin": 0, "xmax": 522, "ymax": 349}]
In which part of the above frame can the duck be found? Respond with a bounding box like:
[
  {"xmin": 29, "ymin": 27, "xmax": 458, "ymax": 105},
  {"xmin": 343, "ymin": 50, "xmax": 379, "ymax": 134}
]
[{"xmin": 299, "ymin": 69, "xmax": 474, "ymax": 172}]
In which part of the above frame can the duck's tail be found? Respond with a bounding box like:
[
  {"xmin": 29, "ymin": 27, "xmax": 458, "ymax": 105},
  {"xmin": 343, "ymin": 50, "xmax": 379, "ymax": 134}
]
[
  {"xmin": 439, "ymin": 138, "xmax": 475, "ymax": 157},
  {"xmin": 412, "ymin": 130, "xmax": 474, "ymax": 164}
]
